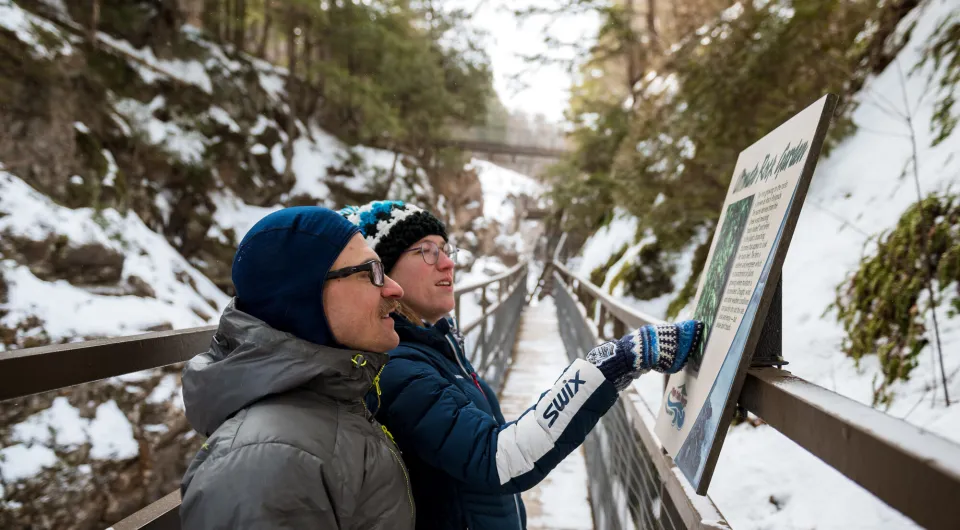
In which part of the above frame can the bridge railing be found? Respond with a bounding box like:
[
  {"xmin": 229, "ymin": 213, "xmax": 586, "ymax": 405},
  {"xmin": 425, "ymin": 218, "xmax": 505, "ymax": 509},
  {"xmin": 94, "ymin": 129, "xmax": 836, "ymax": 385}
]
[
  {"xmin": 550, "ymin": 259, "xmax": 960, "ymax": 530},
  {"xmin": 455, "ymin": 261, "xmax": 529, "ymax": 394},
  {"xmin": 0, "ymin": 265, "xmax": 528, "ymax": 530},
  {"xmin": 551, "ymin": 261, "xmax": 729, "ymax": 530}
]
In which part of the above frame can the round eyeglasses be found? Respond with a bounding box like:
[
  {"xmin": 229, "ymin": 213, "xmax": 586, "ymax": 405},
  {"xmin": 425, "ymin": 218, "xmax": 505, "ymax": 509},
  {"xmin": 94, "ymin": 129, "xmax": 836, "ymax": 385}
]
[
  {"xmin": 403, "ymin": 240, "xmax": 458, "ymax": 265},
  {"xmin": 326, "ymin": 259, "xmax": 385, "ymax": 287}
]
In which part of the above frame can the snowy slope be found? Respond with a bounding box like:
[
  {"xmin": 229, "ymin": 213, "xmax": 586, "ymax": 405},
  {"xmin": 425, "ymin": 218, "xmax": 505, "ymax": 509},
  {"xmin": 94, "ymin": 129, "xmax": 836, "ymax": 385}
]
[
  {"xmin": 455, "ymin": 160, "xmax": 545, "ymax": 332},
  {"xmin": 577, "ymin": 1, "xmax": 960, "ymax": 528},
  {"xmin": 466, "ymin": 158, "xmax": 546, "ymax": 258},
  {"xmin": 0, "ymin": 1, "xmax": 541, "ymax": 517},
  {"xmin": 0, "ymin": 167, "xmax": 230, "ymax": 345}
]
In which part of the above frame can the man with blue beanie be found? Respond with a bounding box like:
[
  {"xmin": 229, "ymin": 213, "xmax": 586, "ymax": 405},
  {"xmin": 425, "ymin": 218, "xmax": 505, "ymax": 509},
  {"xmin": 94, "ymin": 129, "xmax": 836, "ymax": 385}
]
[{"xmin": 179, "ymin": 206, "xmax": 415, "ymax": 530}]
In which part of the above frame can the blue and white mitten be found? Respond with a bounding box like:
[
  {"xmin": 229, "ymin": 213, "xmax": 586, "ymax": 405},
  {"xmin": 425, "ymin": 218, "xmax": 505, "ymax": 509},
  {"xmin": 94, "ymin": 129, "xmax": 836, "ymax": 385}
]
[{"xmin": 586, "ymin": 320, "xmax": 705, "ymax": 391}]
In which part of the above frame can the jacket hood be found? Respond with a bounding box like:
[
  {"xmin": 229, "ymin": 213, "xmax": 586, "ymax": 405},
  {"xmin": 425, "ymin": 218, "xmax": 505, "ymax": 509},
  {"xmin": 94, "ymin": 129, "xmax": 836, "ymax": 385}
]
[{"xmin": 183, "ymin": 300, "xmax": 387, "ymax": 436}]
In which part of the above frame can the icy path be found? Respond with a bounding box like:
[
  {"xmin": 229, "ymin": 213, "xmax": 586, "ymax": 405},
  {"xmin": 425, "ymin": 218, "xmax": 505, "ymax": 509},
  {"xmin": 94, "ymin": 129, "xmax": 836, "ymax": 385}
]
[{"xmin": 498, "ymin": 297, "xmax": 594, "ymax": 530}]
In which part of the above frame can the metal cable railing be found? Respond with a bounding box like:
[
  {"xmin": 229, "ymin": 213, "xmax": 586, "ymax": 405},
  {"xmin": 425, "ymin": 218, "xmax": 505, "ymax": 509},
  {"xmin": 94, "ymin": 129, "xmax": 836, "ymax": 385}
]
[
  {"xmin": 456, "ymin": 261, "xmax": 528, "ymax": 394},
  {"xmin": 550, "ymin": 258, "xmax": 960, "ymax": 530},
  {"xmin": 553, "ymin": 265, "xmax": 729, "ymax": 530}
]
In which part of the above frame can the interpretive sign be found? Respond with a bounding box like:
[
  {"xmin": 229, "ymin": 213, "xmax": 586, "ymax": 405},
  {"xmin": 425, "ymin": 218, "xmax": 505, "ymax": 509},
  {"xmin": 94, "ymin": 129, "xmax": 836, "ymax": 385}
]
[{"xmin": 655, "ymin": 94, "xmax": 837, "ymax": 494}]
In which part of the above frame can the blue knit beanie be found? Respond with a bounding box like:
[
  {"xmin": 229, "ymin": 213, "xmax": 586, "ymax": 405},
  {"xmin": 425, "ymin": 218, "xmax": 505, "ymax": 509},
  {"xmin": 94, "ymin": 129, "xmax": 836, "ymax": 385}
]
[{"xmin": 232, "ymin": 206, "xmax": 360, "ymax": 346}]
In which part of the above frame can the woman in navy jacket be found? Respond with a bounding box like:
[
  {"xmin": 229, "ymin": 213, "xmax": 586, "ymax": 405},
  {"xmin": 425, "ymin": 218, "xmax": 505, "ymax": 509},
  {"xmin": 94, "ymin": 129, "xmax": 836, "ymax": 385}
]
[{"xmin": 341, "ymin": 201, "xmax": 703, "ymax": 530}]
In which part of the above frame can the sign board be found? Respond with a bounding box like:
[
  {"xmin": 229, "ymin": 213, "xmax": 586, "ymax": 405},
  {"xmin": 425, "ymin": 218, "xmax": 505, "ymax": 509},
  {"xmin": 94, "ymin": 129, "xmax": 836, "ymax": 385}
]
[{"xmin": 655, "ymin": 94, "xmax": 837, "ymax": 494}]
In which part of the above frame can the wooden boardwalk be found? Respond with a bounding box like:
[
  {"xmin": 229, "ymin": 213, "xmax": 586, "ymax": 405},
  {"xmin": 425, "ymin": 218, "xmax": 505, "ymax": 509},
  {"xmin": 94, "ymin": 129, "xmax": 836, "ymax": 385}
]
[{"xmin": 499, "ymin": 297, "xmax": 594, "ymax": 530}]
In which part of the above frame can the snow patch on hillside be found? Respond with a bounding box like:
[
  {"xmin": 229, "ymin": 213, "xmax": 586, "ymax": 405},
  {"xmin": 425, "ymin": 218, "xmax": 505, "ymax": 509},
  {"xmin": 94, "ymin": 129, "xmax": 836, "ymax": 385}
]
[
  {"xmin": 575, "ymin": 1, "xmax": 960, "ymax": 528},
  {"xmin": 470, "ymin": 158, "xmax": 545, "ymax": 226},
  {"xmin": 0, "ymin": 0, "xmax": 76, "ymax": 60},
  {"xmin": 573, "ymin": 208, "xmax": 637, "ymax": 277},
  {"xmin": 0, "ymin": 168, "xmax": 229, "ymax": 344}
]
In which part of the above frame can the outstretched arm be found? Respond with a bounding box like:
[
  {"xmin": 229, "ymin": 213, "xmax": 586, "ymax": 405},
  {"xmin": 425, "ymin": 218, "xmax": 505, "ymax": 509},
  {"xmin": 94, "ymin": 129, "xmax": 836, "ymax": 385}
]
[{"xmin": 377, "ymin": 320, "xmax": 703, "ymax": 494}]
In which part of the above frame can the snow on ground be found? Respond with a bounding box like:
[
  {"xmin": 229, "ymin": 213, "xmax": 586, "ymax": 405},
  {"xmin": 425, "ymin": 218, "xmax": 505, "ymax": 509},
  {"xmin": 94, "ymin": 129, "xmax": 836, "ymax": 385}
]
[
  {"xmin": 0, "ymin": 444, "xmax": 57, "ymax": 482},
  {"xmin": 0, "ymin": 0, "xmax": 76, "ymax": 60},
  {"xmin": 499, "ymin": 298, "xmax": 593, "ymax": 530},
  {"xmin": 575, "ymin": 2, "xmax": 960, "ymax": 528},
  {"xmin": 208, "ymin": 188, "xmax": 281, "ymax": 243},
  {"xmin": 113, "ymin": 95, "xmax": 208, "ymax": 165},
  {"xmin": 573, "ymin": 208, "xmax": 638, "ymax": 277},
  {"xmin": 10, "ymin": 398, "xmax": 138, "ymax": 461},
  {"xmin": 0, "ymin": 168, "xmax": 229, "ymax": 345},
  {"xmin": 455, "ymin": 255, "xmax": 509, "ymax": 332},
  {"xmin": 12, "ymin": 397, "xmax": 87, "ymax": 447},
  {"xmin": 778, "ymin": 0, "xmax": 960, "ymax": 442},
  {"xmin": 3, "ymin": 397, "xmax": 139, "ymax": 484},
  {"xmin": 469, "ymin": 158, "xmax": 545, "ymax": 227},
  {"xmin": 575, "ymin": 208, "xmax": 708, "ymax": 318},
  {"xmin": 86, "ymin": 401, "xmax": 138, "ymax": 460},
  {"xmin": 455, "ymin": 158, "xmax": 545, "ymax": 330},
  {"xmin": 146, "ymin": 374, "xmax": 185, "ymax": 410},
  {"xmin": 96, "ymin": 31, "xmax": 213, "ymax": 94}
]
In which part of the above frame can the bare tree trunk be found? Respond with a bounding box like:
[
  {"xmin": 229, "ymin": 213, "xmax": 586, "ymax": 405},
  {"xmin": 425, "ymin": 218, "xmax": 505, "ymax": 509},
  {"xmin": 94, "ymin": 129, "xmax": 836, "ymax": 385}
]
[
  {"xmin": 204, "ymin": 0, "xmax": 221, "ymax": 40},
  {"xmin": 303, "ymin": 17, "xmax": 314, "ymax": 86},
  {"xmin": 224, "ymin": 0, "xmax": 233, "ymax": 44},
  {"xmin": 286, "ymin": 12, "xmax": 298, "ymax": 86},
  {"xmin": 624, "ymin": 0, "xmax": 639, "ymax": 101},
  {"xmin": 384, "ymin": 150, "xmax": 400, "ymax": 195},
  {"xmin": 88, "ymin": 0, "xmax": 101, "ymax": 46},
  {"xmin": 234, "ymin": 0, "xmax": 246, "ymax": 51},
  {"xmin": 258, "ymin": 1, "xmax": 272, "ymax": 59},
  {"xmin": 282, "ymin": 9, "xmax": 298, "ymax": 182},
  {"xmin": 647, "ymin": 0, "xmax": 657, "ymax": 36}
]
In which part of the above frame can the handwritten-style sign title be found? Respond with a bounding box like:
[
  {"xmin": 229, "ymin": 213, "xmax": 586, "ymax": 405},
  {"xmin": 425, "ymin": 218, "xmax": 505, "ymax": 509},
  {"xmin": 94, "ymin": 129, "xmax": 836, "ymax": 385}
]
[{"xmin": 732, "ymin": 139, "xmax": 809, "ymax": 194}]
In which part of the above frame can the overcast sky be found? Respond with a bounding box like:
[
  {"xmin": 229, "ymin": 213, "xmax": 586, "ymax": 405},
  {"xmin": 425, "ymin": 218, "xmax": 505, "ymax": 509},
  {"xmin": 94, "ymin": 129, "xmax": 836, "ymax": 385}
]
[{"xmin": 446, "ymin": 0, "xmax": 601, "ymax": 124}]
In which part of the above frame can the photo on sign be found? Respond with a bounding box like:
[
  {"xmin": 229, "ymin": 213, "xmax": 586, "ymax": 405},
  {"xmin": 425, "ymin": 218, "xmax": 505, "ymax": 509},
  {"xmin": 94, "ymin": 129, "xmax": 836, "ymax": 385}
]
[
  {"xmin": 688, "ymin": 195, "xmax": 755, "ymax": 374},
  {"xmin": 674, "ymin": 217, "xmax": 782, "ymax": 484},
  {"xmin": 654, "ymin": 94, "xmax": 837, "ymax": 495}
]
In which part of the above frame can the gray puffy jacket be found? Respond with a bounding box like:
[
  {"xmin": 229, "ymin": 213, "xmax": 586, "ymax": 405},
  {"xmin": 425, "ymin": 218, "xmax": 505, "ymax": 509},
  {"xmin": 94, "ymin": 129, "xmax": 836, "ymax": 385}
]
[{"xmin": 179, "ymin": 301, "xmax": 415, "ymax": 530}]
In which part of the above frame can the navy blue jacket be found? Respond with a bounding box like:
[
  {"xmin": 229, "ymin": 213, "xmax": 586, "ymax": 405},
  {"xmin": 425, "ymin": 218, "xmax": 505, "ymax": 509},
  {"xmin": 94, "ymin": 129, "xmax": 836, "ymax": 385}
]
[{"xmin": 373, "ymin": 315, "xmax": 619, "ymax": 530}]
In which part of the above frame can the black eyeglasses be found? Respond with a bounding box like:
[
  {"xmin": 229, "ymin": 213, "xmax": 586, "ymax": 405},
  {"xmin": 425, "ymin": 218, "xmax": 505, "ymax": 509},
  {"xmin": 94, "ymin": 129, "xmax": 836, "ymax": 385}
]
[
  {"xmin": 403, "ymin": 240, "xmax": 458, "ymax": 265},
  {"xmin": 326, "ymin": 259, "xmax": 385, "ymax": 287}
]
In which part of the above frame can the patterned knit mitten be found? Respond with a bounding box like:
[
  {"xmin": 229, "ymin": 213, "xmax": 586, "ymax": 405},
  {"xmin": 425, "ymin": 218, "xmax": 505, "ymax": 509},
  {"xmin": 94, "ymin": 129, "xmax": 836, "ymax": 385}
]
[{"xmin": 585, "ymin": 320, "xmax": 704, "ymax": 391}]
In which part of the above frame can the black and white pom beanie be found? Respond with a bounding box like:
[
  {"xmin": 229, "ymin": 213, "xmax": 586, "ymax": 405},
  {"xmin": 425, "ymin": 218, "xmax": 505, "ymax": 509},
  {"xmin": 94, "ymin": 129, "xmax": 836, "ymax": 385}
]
[{"xmin": 339, "ymin": 200, "xmax": 448, "ymax": 273}]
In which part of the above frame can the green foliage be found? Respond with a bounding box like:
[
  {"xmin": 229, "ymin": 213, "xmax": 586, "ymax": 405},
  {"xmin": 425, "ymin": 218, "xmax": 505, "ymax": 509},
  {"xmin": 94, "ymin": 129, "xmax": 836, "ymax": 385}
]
[
  {"xmin": 590, "ymin": 244, "xmax": 628, "ymax": 286},
  {"xmin": 666, "ymin": 234, "xmax": 713, "ymax": 319},
  {"xmin": 545, "ymin": 97, "xmax": 629, "ymax": 237},
  {"xmin": 919, "ymin": 14, "xmax": 960, "ymax": 146},
  {"xmin": 266, "ymin": 0, "xmax": 493, "ymax": 152},
  {"xmin": 614, "ymin": 241, "xmax": 677, "ymax": 300},
  {"xmin": 831, "ymin": 192, "xmax": 960, "ymax": 407},
  {"xmin": 552, "ymin": 0, "xmax": 918, "ymax": 310},
  {"xmin": 689, "ymin": 196, "xmax": 754, "ymax": 370}
]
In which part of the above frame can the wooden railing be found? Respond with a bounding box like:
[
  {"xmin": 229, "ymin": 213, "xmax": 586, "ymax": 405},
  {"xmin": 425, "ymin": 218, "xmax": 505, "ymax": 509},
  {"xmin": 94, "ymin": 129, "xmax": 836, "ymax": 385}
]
[
  {"xmin": 0, "ymin": 264, "xmax": 529, "ymax": 529},
  {"xmin": 550, "ymin": 259, "xmax": 960, "ymax": 530}
]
